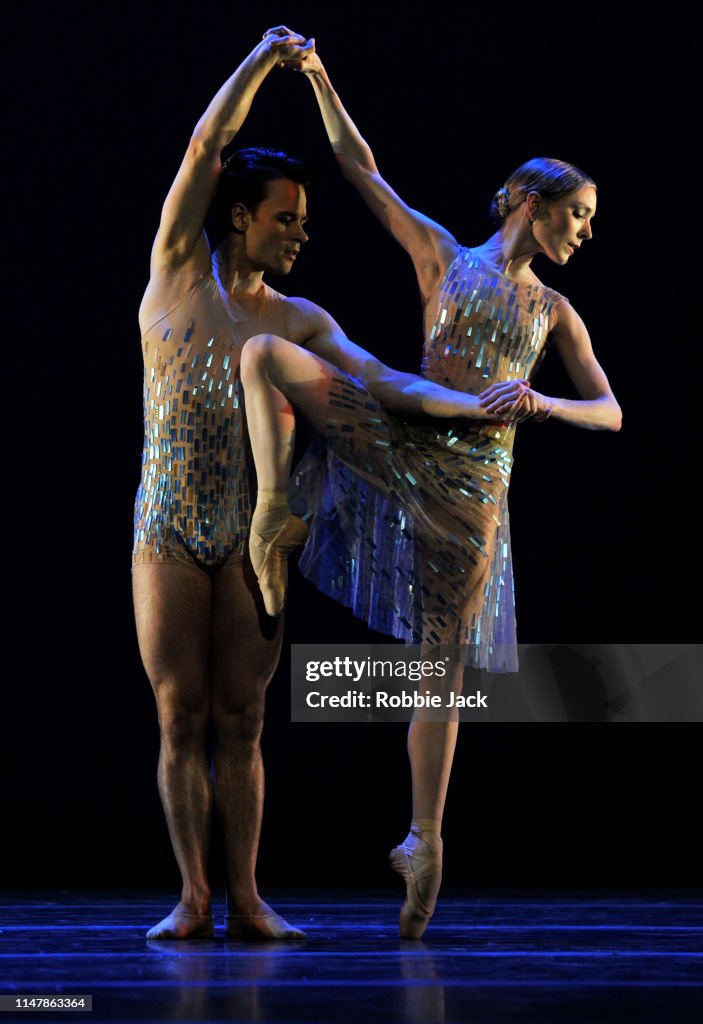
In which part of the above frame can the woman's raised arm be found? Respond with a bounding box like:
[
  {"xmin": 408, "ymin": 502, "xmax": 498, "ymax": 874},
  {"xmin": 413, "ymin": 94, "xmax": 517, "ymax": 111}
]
[{"xmin": 266, "ymin": 27, "xmax": 458, "ymax": 303}]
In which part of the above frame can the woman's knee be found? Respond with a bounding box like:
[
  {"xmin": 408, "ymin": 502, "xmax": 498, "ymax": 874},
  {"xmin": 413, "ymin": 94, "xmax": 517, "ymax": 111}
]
[{"xmin": 240, "ymin": 334, "xmax": 291, "ymax": 377}]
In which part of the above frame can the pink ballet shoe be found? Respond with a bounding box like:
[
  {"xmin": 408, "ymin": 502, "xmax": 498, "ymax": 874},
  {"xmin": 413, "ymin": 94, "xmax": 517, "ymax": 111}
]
[
  {"xmin": 225, "ymin": 901, "xmax": 306, "ymax": 941},
  {"xmin": 389, "ymin": 833, "xmax": 443, "ymax": 939},
  {"xmin": 249, "ymin": 515, "xmax": 309, "ymax": 617}
]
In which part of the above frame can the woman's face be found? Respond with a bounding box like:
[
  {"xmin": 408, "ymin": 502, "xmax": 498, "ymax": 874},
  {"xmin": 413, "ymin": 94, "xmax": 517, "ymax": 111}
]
[{"xmin": 534, "ymin": 186, "xmax": 597, "ymax": 265}]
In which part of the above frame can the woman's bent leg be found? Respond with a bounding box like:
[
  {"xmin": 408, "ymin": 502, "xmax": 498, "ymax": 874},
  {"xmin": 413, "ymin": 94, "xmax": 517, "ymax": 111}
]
[
  {"xmin": 239, "ymin": 334, "xmax": 340, "ymax": 615},
  {"xmin": 240, "ymin": 333, "xmax": 337, "ymax": 487}
]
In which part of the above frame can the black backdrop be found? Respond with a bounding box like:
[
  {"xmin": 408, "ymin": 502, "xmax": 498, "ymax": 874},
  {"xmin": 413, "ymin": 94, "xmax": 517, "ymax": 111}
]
[{"xmin": 4, "ymin": 1, "xmax": 697, "ymax": 890}]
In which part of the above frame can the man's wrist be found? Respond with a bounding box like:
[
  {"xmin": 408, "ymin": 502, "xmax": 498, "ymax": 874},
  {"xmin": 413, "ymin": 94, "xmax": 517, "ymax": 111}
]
[
  {"xmin": 464, "ymin": 394, "xmax": 484, "ymax": 419},
  {"xmin": 254, "ymin": 39, "xmax": 282, "ymax": 69}
]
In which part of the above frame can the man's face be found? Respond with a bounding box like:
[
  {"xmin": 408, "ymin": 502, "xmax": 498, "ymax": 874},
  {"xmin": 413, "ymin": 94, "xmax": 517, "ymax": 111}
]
[{"xmin": 239, "ymin": 178, "xmax": 309, "ymax": 275}]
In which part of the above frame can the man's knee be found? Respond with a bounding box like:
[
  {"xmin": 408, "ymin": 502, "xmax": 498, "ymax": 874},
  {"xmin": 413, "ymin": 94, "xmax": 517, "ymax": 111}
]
[
  {"xmin": 155, "ymin": 687, "xmax": 209, "ymax": 750},
  {"xmin": 212, "ymin": 697, "xmax": 266, "ymax": 749}
]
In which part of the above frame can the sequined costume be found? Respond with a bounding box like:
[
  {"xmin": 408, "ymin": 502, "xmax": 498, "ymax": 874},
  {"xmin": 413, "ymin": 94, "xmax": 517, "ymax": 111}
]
[
  {"xmin": 133, "ymin": 274, "xmax": 289, "ymax": 572},
  {"xmin": 292, "ymin": 247, "xmax": 566, "ymax": 672}
]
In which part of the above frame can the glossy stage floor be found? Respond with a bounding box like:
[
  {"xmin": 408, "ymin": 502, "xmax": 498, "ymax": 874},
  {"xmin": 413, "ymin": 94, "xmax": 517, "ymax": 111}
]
[{"xmin": 2, "ymin": 890, "xmax": 702, "ymax": 1023}]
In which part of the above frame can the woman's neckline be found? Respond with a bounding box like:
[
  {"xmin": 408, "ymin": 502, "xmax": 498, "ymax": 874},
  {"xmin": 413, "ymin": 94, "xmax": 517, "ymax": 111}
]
[{"xmin": 468, "ymin": 246, "xmax": 545, "ymax": 289}]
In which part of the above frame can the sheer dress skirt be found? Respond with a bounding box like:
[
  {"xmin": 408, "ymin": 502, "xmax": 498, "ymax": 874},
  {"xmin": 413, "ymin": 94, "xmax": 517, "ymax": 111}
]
[{"xmin": 290, "ymin": 369, "xmax": 519, "ymax": 673}]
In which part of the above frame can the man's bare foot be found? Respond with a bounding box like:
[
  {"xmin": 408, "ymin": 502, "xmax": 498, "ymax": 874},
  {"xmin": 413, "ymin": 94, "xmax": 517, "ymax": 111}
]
[
  {"xmin": 225, "ymin": 898, "xmax": 306, "ymax": 940},
  {"xmin": 146, "ymin": 901, "xmax": 214, "ymax": 940}
]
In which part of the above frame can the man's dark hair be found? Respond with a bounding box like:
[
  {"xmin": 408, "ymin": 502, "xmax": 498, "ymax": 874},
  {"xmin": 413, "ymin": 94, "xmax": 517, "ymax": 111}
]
[{"xmin": 205, "ymin": 146, "xmax": 311, "ymax": 250}]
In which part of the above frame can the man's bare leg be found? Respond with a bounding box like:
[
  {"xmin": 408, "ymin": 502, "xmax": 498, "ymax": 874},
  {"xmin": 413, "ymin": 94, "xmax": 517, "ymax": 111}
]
[
  {"xmin": 133, "ymin": 562, "xmax": 214, "ymax": 939},
  {"xmin": 211, "ymin": 557, "xmax": 305, "ymax": 939}
]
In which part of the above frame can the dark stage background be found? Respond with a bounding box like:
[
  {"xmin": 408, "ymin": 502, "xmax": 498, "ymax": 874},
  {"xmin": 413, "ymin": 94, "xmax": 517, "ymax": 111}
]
[{"xmin": 4, "ymin": 2, "xmax": 697, "ymax": 890}]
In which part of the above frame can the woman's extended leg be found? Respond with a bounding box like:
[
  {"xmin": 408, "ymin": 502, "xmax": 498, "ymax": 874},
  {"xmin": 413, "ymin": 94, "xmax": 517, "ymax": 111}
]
[{"xmin": 239, "ymin": 334, "xmax": 340, "ymax": 615}]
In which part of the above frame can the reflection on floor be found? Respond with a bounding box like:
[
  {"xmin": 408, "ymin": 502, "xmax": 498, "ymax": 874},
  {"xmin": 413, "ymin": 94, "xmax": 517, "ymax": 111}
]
[{"xmin": 1, "ymin": 890, "xmax": 702, "ymax": 1023}]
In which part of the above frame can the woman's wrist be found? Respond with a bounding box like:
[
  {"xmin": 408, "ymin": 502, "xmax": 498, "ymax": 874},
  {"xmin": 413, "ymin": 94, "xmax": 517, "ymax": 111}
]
[{"xmin": 308, "ymin": 62, "xmax": 332, "ymax": 89}]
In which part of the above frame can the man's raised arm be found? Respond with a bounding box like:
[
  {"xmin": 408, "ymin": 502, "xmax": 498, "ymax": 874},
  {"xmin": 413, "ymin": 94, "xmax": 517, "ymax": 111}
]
[{"xmin": 149, "ymin": 31, "xmax": 314, "ymax": 279}]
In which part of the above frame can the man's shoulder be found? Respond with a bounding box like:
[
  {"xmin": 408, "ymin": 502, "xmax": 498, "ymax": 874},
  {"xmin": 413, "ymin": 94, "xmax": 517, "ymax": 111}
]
[
  {"xmin": 268, "ymin": 289, "xmax": 333, "ymax": 327},
  {"xmin": 139, "ymin": 269, "xmax": 211, "ymax": 337}
]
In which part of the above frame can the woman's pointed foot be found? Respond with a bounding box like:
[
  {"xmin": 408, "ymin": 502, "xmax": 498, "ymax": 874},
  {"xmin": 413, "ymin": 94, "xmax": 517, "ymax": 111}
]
[
  {"xmin": 389, "ymin": 829, "xmax": 443, "ymax": 939},
  {"xmin": 249, "ymin": 514, "xmax": 309, "ymax": 616}
]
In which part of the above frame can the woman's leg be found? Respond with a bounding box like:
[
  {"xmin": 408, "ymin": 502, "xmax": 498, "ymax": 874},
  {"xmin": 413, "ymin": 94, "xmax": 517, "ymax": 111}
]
[
  {"xmin": 239, "ymin": 334, "xmax": 339, "ymax": 615},
  {"xmin": 408, "ymin": 642, "xmax": 466, "ymax": 815},
  {"xmin": 392, "ymin": 545, "xmax": 496, "ymax": 937},
  {"xmin": 240, "ymin": 333, "xmax": 335, "ymax": 485},
  {"xmin": 390, "ymin": 651, "xmax": 464, "ymax": 939}
]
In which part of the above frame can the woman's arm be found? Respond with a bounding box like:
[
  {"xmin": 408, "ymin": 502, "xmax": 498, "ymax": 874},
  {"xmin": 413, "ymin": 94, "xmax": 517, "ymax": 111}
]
[
  {"xmin": 480, "ymin": 302, "xmax": 622, "ymax": 430},
  {"xmin": 267, "ymin": 29, "xmax": 458, "ymax": 304}
]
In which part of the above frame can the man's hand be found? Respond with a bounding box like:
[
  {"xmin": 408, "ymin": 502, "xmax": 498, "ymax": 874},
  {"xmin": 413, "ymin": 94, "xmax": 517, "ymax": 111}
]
[{"xmin": 262, "ymin": 25, "xmax": 317, "ymax": 70}]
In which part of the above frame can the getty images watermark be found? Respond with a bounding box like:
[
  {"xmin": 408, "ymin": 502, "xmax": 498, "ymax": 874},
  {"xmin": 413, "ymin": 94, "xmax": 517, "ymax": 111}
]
[{"xmin": 290, "ymin": 644, "xmax": 703, "ymax": 722}]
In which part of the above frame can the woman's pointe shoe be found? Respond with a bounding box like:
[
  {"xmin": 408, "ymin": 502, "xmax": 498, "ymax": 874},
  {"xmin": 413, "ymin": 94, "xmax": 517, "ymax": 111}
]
[
  {"xmin": 249, "ymin": 515, "xmax": 309, "ymax": 617},
  {"xmin": 389, "ymin": 833, "xmax": 443, "ymax": 939}
]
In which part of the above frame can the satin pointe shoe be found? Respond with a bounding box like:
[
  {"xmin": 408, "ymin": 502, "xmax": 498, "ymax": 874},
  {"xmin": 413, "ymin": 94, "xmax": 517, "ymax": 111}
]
[
  {"xmin": 249, "ymin": 515, "xmax": 309, "ymax": 617},
  {"xmin": 389, "ymin": 832, "xmax": 443, "ymax": 939}
]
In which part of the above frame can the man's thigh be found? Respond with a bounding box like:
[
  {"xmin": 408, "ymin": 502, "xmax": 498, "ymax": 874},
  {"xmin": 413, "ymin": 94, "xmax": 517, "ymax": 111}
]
[
  {"xmin": 132, "ymin": 562, "xmax": 212, "ymax": 702},
  {"xmin": 210, "ymin": 556, "xmax": 283, "ymax": 712}
]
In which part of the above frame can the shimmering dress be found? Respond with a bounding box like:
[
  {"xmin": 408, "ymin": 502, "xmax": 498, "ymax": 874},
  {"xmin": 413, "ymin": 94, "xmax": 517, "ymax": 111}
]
[
  {"xmin": 133, "ymin": 274, "xmax": 289, "ymax": 572},
  {"xmin": 292, "ymin": 247, "xmax": 566, "ymax": 672}
]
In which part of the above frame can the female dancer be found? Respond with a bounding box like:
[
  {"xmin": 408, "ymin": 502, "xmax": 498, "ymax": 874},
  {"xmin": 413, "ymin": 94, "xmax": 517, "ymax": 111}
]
[{"xmin": 242, "ymin": 29, "xmax": 622, "ymax": 937}]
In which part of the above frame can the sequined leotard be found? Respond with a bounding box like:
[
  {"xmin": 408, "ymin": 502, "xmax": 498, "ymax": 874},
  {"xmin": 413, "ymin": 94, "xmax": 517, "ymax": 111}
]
[
  {"xmin": 292, "ymin": 247, "xmax": 566, "ymax": 672},
  {"xmin": 133, "ymin": 274, "xmax": 289, "ymax": 572}
]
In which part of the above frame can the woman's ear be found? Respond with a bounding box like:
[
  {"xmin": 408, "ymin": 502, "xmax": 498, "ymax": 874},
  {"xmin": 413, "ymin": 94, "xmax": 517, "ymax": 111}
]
[{"xmin": 525, "ymin": 190, "xmax": 542, "ymax": 223}]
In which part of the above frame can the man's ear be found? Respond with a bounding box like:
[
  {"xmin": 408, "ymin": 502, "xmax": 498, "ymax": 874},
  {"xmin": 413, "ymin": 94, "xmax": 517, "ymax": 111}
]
[{"xmin": 231, "ymin": 203, "xmax": 251, "ymax": 233}]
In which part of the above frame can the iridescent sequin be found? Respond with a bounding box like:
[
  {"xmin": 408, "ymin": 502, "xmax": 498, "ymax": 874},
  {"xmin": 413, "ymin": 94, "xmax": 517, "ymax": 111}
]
[
  {"xmin": 133, "ymin": 276, "xmax": 255, "ymax": 570},
  {"xmin": 292, "ymin": 247, "xmax": 564, "ymax": 672}
]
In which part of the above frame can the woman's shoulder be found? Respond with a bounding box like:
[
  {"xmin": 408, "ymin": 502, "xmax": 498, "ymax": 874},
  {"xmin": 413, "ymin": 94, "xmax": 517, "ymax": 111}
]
[
  {"xmin": 459, "ymin": 245, "xmax": 565, "ymax": 295},
  {"xmin": 539, "ymin": 283, "xmax": 570, "ymax": 306}
]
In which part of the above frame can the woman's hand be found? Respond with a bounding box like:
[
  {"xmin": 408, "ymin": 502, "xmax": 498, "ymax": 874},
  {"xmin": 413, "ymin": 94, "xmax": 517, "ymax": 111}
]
[
  {"xmin": 284, "ymin": 48, "xmax": 323, "ymax": 75},
  {"xmin": 262, "ymin": 25, "xmax": 318, "ymax": 70},
  {"xmin": 511, "ymin": 387, "xmax": 553, "ymax": 422},
  {"xmin": 479, "ymin": 380, "xmax": 553, "ymax": 423}
]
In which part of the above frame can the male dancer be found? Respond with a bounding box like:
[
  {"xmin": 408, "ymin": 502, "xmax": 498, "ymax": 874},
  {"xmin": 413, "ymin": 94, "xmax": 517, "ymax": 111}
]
[{"xmin": 132, "ymin": 29, "xmax": 336, "ymax": 941}]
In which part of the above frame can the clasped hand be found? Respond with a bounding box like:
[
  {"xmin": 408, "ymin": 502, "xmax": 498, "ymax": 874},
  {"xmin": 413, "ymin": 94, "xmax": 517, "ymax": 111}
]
[
  {"xmin": 262, "ymin": 25, "xmax": 319, "ymax": 72},
  {"xmin": 479, "ymin": 380, "xmax": 553, "ymax": 423}
]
